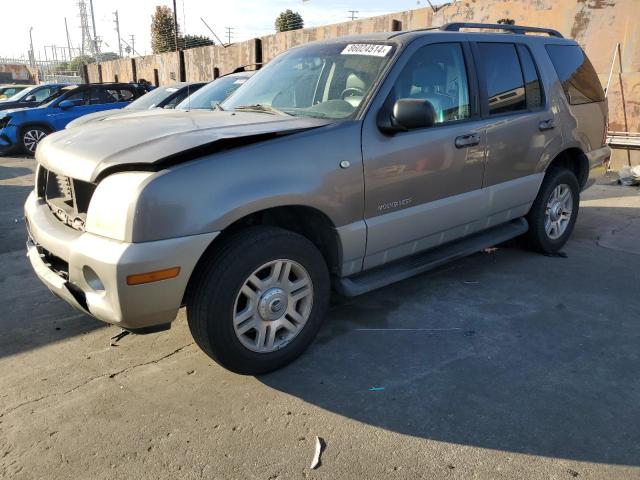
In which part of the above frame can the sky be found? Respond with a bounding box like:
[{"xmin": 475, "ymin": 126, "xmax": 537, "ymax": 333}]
[{"xmin": 0, "ymin": 0, "xmax": 437, "ymax": 61}]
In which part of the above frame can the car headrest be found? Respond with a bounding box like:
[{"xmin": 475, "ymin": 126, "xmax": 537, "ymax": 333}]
[{"xmin": 346, "ymin": 73, "xmax": 366, "ymax": 91}]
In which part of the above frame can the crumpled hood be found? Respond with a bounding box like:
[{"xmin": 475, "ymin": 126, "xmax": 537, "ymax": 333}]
[
  {"xmin": 65, "ymin": 107, "xmax": 132, "ymax": 128},
  {"xmin": 37, "ymin": 109, "xmax": 330, "ymax": 182}
]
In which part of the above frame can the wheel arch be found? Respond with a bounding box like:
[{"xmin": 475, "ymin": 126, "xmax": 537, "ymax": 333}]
[
  {"xmin": 183, "ymin": 205, "xmax": 342, "ymax": 305},
  {"xmin": 544, "ymin": 147, "xmax": 589, "ymax": 189},
  {"xmin": 19, "ymin": 122, "xmax": 53, "ymax": 136}
]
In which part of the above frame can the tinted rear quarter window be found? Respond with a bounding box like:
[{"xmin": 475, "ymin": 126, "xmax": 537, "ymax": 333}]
[
  {"xmin": 545, "ymin": 45, "xmax": 605, "ymax": 105},
  {"xmin": 476, "ymin": 43, "xmax": 527, "ymax": 115}
]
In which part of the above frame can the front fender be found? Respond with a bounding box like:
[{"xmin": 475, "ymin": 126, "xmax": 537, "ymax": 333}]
[{"xmin": 131, "ymin": 121, "xmax": 365, "ymax": 242}]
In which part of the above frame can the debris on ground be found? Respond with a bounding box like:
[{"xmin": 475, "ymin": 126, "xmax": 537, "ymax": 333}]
[
  {"xmin": 310, "ymin": 436, "xmax": 324, "ymax": 470},
  {"xmin": 617, "ymin": 166, "xmax": 640, "ymax": 186},
  {"xmin": 110, "ymin": 329, "xmax": 130, "ymax": 346},
  {"xmin": 368, "ymin": 386, "xmax": 385, "ymax": 391},
  {"xmin": 482, "ymin": 247, "xmax": 499, "ymax": 254},
  {"xmin": 463, "ymin": 280, "xmax": 479, "ymax": 285}
]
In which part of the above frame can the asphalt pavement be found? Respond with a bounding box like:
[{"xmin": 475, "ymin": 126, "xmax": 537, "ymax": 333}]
[{"xmin": 1, "ymin": 154, "xmax": 639, "ymax": 479}]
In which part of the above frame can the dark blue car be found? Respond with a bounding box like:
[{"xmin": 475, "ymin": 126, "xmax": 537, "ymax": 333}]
[{"xmin": 0, "ymin": 83, "xmax": 145, "ymax": 154}]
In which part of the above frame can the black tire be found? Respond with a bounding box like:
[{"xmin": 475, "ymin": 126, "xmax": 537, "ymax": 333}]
[
  {"xmin": 20, "ymin": 125, "xmax": 50, "ymax": 155},
  {"xmin": 187, "ymin": 226, "xmax": 330, "ymax": 375},
  {"xmin": 525, "ymin": 168, "xmax": 580, "ymax": 253}
]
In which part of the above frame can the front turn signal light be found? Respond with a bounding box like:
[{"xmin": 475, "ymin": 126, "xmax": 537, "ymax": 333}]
[{"xmin": 126, "ymin": 267, "xmax": 181, "ymax": 286}]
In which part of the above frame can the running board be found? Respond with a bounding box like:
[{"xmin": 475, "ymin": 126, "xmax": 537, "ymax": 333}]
[{"xmin": 334, "ymin": 218, "xmax": 528, "ymax": 297}]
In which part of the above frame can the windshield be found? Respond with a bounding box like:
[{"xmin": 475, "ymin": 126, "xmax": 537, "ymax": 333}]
[
  {"xmin": 0, "ymin": 86, "xmax": 26, "ymax": 99},
  {"xmin": 126, "ymin": 85, "xmax": 179, "ymax": 110},
  {"xmin": 176, "ymin": 76, "xmax": 250, "ymax": 110},
  {"xmin": 4, "ymin": 85, "xmax": 36, "ymax": 102},
  {"xmin": 221, "ymin": 42, "xmax": 395, "ymax": 119},
  {"xmin": 40, "ymin": 86, "xmax": 79, "ymax": 106}
]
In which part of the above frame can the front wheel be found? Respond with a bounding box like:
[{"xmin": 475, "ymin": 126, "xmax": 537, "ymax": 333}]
[
  {"xmin": 526, "ymin": 168, "xmax": 580, "ymax": 253},
  {"xmin": 21, "ymin": 126, "xmax": 50, "ymax": 155},
  {"xmin": 187, "ymin": 226, "xmax": 330, "ymax": 375}
]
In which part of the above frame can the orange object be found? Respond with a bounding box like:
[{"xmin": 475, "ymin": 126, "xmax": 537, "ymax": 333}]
[{"xmin": 126, "ymin": 267, "xmax": 181, "ymax": 285}]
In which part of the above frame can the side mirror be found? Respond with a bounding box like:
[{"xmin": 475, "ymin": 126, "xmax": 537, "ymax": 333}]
[
  {"xmin": 58, "ymin": 100, "xmax": 76, "ymax": 110},
  {"xmin": 24, "ymin": 95, "xmax": 36, "ymax": 103},
  {"xmin": 378, "ymin": 98, "xmax": 436, "ymax": 134}
]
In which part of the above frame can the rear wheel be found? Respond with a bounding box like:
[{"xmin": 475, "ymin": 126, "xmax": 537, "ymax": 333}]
[
  {"xmin": 21, "ymin": 126, "xmax": 50, "ymax": 155},
  {"xmin": 187, "ymin": 226, "xmax": 330, "ymax": 375},
  {"xmin": 526, "ymin": 168, "xmax": 580, "ymax": 253}
]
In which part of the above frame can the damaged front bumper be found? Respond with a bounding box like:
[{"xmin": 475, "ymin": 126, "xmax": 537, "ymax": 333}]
[{"xmin": 24, "ymin": 191, "xmax": 217, "ymax": 330}]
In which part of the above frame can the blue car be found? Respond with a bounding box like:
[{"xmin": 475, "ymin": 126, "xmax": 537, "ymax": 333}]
[{"xmin": 0, "ymin": 83, "xmax": 145, "ymax": 154}]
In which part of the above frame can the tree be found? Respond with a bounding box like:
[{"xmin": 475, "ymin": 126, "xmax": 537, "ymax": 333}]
[
  {"xmin": 275, "ymin": 9, "xmax": 304, "ymax": 32},
  {"xmin": 100, "ymin": 52, "xmax": 120, "ymax": 61},
  {"xmin": 68, "ymin": 55, "xmax": 95, "ymax": 73},
  {"xmin": 180, "ymin": 34, "xmax": 214, "ymax": 49},
  {"xmin": 151, "ymin": 5, "xmax": 178, "ymax": 53}
]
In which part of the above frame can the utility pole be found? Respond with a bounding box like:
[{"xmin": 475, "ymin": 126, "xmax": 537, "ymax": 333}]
[
  {"xmin": 29, "ymin": 27, "xmax": 35, "ymax": 67},
  {"xmin": 89, "ymin": 0, "xmax": 99, "ymax": 61},
  {"xmin": 130, "ymin": 35, "xmax": 136, "ymax": 57},
  {"xmin": 348, "ymin": 10, "xmax": 359, "ymax": 21},
  {"xmin": 172, "ymin": 0, "xmax": 180, "ymax": 51},
  {"xmin": 113, "ymin": 11, "xmax": 123, "ymax": 57},
  {"xmin": 225, "ymin": 27, "xmax": 235, "ymax": 45},
  {"xmin": 64, "ymin": 18, "xmax": 73, "ymax": 61}
]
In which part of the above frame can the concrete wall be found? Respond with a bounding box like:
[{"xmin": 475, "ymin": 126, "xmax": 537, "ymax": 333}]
[
  {"xmin": 100, "ymin": 58, "xmax": 135, "ymax": 84},
  {"xmin": 84, "ymin": 0, "xmax": 639, "ymax": 163},
  {"xmin": 183, "ymin": 40, "xmax": 260, "ymax": 81},
  {"xmin": 0, "ymin": 64, "xmax": 34, "ymax": 83}
]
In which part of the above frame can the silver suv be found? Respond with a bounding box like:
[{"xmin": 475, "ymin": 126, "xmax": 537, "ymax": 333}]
[{"xmin": 25, "ymin": 23, "xmax": 610, "ymax": 374}]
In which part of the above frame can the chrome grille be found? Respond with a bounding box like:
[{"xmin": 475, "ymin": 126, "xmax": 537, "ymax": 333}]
[{"xmin": 55, "ymin": 174, "xmax": 73, "ymax": 201}]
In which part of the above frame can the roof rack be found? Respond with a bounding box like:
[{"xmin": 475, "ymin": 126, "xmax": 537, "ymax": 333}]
[{"xmin": 441, "ymin": 22, "xmax": 563, "ymax": 38}]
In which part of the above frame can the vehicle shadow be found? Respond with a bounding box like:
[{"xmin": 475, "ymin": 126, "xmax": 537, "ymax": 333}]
[{"xmin": 258, "ymin": 201, "xmax": 640, "ymax": 466}]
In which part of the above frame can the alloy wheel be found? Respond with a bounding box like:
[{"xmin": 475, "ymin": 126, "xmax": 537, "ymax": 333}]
[
  {"xmin": 233, "ymin": 259, "xmax": 313, "ymax": 353},
  {"xmin": 544, "ymin": 183, "xmax": 573, "ymax": 240},
  {"xmin": 23, "ymin": 129, "xmax": 47, "ymax": 153}
]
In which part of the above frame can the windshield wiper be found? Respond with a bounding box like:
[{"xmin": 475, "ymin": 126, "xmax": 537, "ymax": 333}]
[{"xmin": 233, "ymin": 104, "xmax": 292, "ymax": 116}]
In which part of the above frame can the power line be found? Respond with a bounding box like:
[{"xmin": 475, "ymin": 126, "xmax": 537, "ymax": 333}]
[
  {"xmin": 201, "ymin": 17, "xmax": 226, "ymax": 48},
  {"xmin": 348, "ymin": 10, "xmax": 359, "ymax": 21}
]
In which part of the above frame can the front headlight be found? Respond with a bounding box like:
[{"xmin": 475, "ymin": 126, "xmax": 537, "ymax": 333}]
[{"xmin": 85, "ymin": 172, "xmax": 153, "ymax": 241}]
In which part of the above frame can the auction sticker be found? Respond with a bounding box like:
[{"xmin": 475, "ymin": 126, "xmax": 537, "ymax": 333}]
[{"xmin": 341, "ymin": 44, "xmax": 392, "ymax": 57}]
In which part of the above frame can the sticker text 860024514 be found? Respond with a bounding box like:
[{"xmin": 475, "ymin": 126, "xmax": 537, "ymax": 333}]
[{"xmin": 341, "ymin": 44, "xmax": 392, "ymax": 57}]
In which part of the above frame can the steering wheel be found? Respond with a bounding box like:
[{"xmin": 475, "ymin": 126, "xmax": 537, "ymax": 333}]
[{"xmin": 340, "ymin": 87, "xmax": 366, "ymax": 100}]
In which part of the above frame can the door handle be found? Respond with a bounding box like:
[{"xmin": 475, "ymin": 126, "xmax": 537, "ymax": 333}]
[
  {"xmin": 455, "ymin": 133, "xmax": 480, "ymax": 149},
  {"xmin": 539, "ymin": 119, "xmax": 556, "ymax": 131}
]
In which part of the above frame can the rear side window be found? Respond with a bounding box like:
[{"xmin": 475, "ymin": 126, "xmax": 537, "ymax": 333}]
[
  {"xmin": 516, "ymin": 45, "xmax": 543, "ymax": 109},
  {"xmin": 546, "ymin": 45, "xmax": 605, "ymax": 105},
  {"xmin": 476, "ymin": 43, "xmax": 527, "ymax": 115}
]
